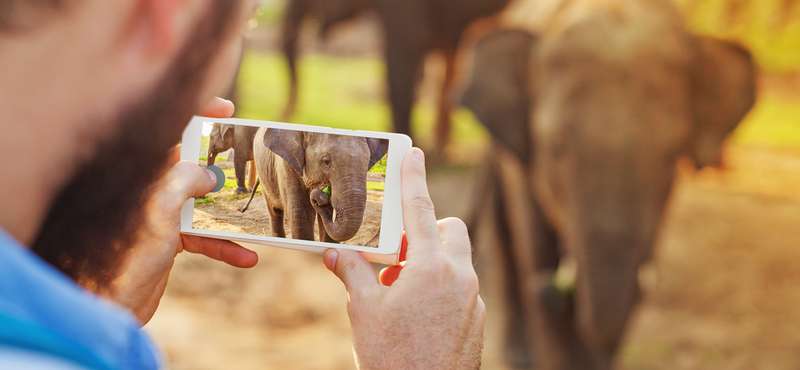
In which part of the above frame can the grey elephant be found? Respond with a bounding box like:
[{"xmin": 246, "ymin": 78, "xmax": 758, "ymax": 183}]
[
  {"xmin": 207, "ymin": 122, "xmax": 234, "ymax": 166},
  {"xmin": 280, "ymin": 0, "xmax": 510, "ymax": 150},
  {"xmin": 244, "ymin": 128, "xmax": 388, "ymax": 242},
  {"xmin": 207, "ymin": 123, "xmax": 259, "ymax": 194},
  {"xmin": 461, "ymin": 1, "xmax": 757, "ymax": 369}
]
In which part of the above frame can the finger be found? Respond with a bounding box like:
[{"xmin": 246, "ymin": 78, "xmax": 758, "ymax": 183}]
[
  {"xmin": 437, "ymin": 218, "xmax": 473, "ymax": 267},
  {"xmin": 166, "ymin": 144, "xmax": 182, "ymax": 168},
  {"xmin": 379, "ymin": 265, "xmax": 403, "ymax": 286},
  {"xmin": 182, "ymin": 235, "xmax": 258, "ymax": 268},
  {"xmin": 400, "ymin": 148, "xmax": 442, "ymax": 261},
  {"xmin": 323, "ymin": 249, "xmax": 378, "ymax": 293},
  {"xmin": 157, "ymin": 161, "xmax": 218, "ymax": 211},
  {"xmin": 199, "ymin": 97, "xmax": 235, "ymax": 118}
]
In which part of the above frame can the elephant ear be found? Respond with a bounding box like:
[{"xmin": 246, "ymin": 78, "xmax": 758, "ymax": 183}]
[
  {"xmin": 263, "ymin": 128, "xmax": 305, "ymax": 175},
  {"xmin": 689, "ymin": 36, "xmax": 757, "ymax": 168},
  {"xmin": 460, "ymin": 29, "xmax": 537, "ymax": 164},
  {"xmin": 366, "ymin": 138, "xmax": 389, "ymax": 170},
  {"xmin": 220, "ymin": 124, "xmax": 234, "ymax": 138}
]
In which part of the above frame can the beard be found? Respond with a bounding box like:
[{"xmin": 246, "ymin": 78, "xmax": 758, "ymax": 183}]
[{"xmin": 31, "ymin": 0, "xmax": 243, "ymax": 292}]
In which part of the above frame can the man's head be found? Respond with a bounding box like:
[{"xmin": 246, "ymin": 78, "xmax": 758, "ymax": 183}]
[{"xmin": 0, "ymin": 0, "xmax": 256, "ymax": 290}]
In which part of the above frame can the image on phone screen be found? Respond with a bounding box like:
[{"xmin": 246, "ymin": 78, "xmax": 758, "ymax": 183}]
[{"xmin": 193, "ymin": 121, "xmax": 389, "ymax": 248}]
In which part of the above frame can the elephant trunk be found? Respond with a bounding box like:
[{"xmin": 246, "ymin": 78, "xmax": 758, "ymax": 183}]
[
  {"xmin": 311, "ymin": 176, "xmax": 368, "ymax": 242},
  {"xmin": 207, "ymin": 151, "xmax": 217, "ymax": 167}
]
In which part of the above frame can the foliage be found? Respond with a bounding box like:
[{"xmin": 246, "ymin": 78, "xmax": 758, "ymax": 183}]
[{"xmin": 673, "ymin": 0, "xmax": 800, "ymax": 72}]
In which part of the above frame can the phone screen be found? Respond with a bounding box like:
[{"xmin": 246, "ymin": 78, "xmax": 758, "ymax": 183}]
[{"xmin": 194, "ymin": 121, "xmax": 390, "ymax": 248}]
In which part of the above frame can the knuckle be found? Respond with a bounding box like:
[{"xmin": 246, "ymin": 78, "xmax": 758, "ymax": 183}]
[
  {"xmin": 463, "ymin": 270, "xmax": 481, "ymax": 297},
  {"xmin": 418, "ymin": 255, "xmax": 455, "ymax": 282},
  {"xmin": 337, "ymin": 258, "xmax": 362, "ymax": 280},
  {"xmin": 438, "ymin": 217, "xmax": 468, "ymax": 237},
  {"xmin": 409, "ymin": 194, "xmax": 436, "ymax": 213}
]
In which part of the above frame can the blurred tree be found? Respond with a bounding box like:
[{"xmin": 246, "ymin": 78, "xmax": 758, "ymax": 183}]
[{"xmin": 673, "ymin": 0, "xmax": 800, "ymax": 72}]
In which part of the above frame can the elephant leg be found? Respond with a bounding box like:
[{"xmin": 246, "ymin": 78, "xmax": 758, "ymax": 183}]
[
  {"xmin": 434, "ymin": 49, "xmax": 457, "ymax": 151},
  {"xmin": 234, "ymin": 153, "xmax": 248, "ymax": 194},
  {"xmin": 490, "ymin": 170, "xmax": 534, "ymax": 369},
  {"xmin": 269, "ymin": 207, "xmax": 286, "ymax": 238},
  {"xmin": 247, "ymin": 160, "xmax": 257, "ymax": 189},
  {"xmin": 288, "ymin": 201, "xmax": 315, "ymax": 241},
  {"xmin": 280, "ymin": 0, "xmax": 306, "ymax": 121},
  {"xmin": 384, "ymin": 35, "xmax": 425, "ymax": 138},
  {"xmin": 489, "ymin": 146, "xmax": 592, "ymax": 370},
  {"xmin": 490, "ymin": 146, "xmax": 548, "ymax": 369}
]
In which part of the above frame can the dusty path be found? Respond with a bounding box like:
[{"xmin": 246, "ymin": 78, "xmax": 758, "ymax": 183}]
[
  {"xmin": 146, "ymin": 144, "xmax": 800, "ymax": 370},
  {"xmin": 191, "ymin": 162, "xmax": 384, "ymax": 247}
]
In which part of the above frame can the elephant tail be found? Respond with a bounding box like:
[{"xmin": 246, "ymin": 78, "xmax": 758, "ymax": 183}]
[
  {"xmin": 280, "ymin": 0, "xmax": 306, "ymax": 122},
  {"xmin": 239, "ymin": 177, "xmax": 261, "ymax": 213}
]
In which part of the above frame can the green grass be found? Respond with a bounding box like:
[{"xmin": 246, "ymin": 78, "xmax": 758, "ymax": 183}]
[
  {"xmin": 199, "ymin": 155, "xmax": 229, "ymax": 163},
  {"xmin": 732, "ymin": 94, "xmax": 800, "ymax": 148},
  {"xmin": 220, "ymin": 168, "xmax": 239, "ymax": 190},
  {"xmin": 236, "ymin": 50, "xmax": 489, "ymax": 151},
  {"xmin": 369, "ymin": 155, "xmax": 387, "ymax": 174},
  {"xmin": 194, "ymin": 197, "xmax": 217, "ymax": 206},
  {"xmin": 367, "ymin": 181, "xmax": 385, "ymax": 191}
]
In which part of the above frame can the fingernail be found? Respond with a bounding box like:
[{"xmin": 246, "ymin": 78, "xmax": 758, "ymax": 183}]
[
  {"xmin": 413, "ymin": 148, "xmax": 425, "ymax": 162},
  {"xmin": 205, "ymin": 169, "xmax": 217, "ymax": 185},
  {"xmin": 324, "ymin": 250, "xmax": 338, "ymax": 272}
]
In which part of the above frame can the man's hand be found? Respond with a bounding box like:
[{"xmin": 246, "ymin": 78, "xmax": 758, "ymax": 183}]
[
  {"xmin": 109, "ymin": 97, "xmax": 257, "ymax": 324},
  {"xmin": 323, "ymin": 148, "xmax": 486, "ymax": 369}
]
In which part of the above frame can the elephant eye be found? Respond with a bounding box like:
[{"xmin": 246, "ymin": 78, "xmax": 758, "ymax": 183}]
[{"xmin": 321, "ymin": 156, "xmax": 332, "ymax": 170}]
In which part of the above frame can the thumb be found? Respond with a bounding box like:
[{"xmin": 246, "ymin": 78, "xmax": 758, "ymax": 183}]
[
  {"xmin": 156, "ymin": 161, "xmax": 218, "ymax": 211},
  {"xmin": 324, "ymin": 249, "xmax": 378, "ymax": 293}
]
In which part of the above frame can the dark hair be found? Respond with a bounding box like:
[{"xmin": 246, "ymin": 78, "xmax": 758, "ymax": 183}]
[{"xmin": 0, "ymin": 0, "xmax": 73, "ymax": 33}]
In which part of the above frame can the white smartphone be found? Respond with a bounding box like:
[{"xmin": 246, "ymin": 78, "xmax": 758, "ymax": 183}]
[{"xmin": 179, "ymin": 116, "xmax": 412, "ymax": 265}]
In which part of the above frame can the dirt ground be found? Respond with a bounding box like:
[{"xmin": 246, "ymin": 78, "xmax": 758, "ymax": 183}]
[
  {"xmin": 192, "ymin": 162, "xmax": 385, "ymax": 247},
  {"xmin": 145, "ymin": 143, "xmax": 800, "ymax": 370}
]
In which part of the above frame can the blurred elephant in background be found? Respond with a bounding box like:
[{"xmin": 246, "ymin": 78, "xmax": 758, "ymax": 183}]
[
  {"xmin": 244, "ymin": 128, "xmax": 388, "ymax": 242},
  {"xmin": 207, "ymin": 123, "xmax": 259, "ymax": 194},
  {"xmin": 280, "ymin": 0, "xmax": 511, "ymax": 150},
  {"xmin": 461, "ymin": 0, "xmax": 757, "ymax": 368}
]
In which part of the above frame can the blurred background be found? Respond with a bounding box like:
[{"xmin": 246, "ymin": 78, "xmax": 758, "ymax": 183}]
[{"xmin": 144, "ymin": 0, "xmax": 800, "ymax": 369}]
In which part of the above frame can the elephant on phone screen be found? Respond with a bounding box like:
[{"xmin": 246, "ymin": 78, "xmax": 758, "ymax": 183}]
[
  {"xmin": 280, "ymin": 0, "xmax": 511, "ymax": 149},
  {"xmin": 207, "ymin": 122, "xmax": 234, "ymax": 166},
  {"xmin": 207, "ymin": 123, "xmax": 259, "ymax": 194},
  {"xmin": 246, "ymin": 128, "xmax": 388, "ymax": 242},
  {"xmin": 461, "ymin": 1, "xmax": 757, "ymax": 368}
]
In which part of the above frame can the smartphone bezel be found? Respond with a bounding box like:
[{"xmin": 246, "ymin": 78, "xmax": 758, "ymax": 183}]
[{"xmin": 179, "ymin": 116, "xmax": 411, "ymax": 265}]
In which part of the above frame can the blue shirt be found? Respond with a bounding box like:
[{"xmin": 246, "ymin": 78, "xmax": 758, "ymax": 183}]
[{"xmin": 0, "ymin": 229, "xmax": 162, "ymax": 370}]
